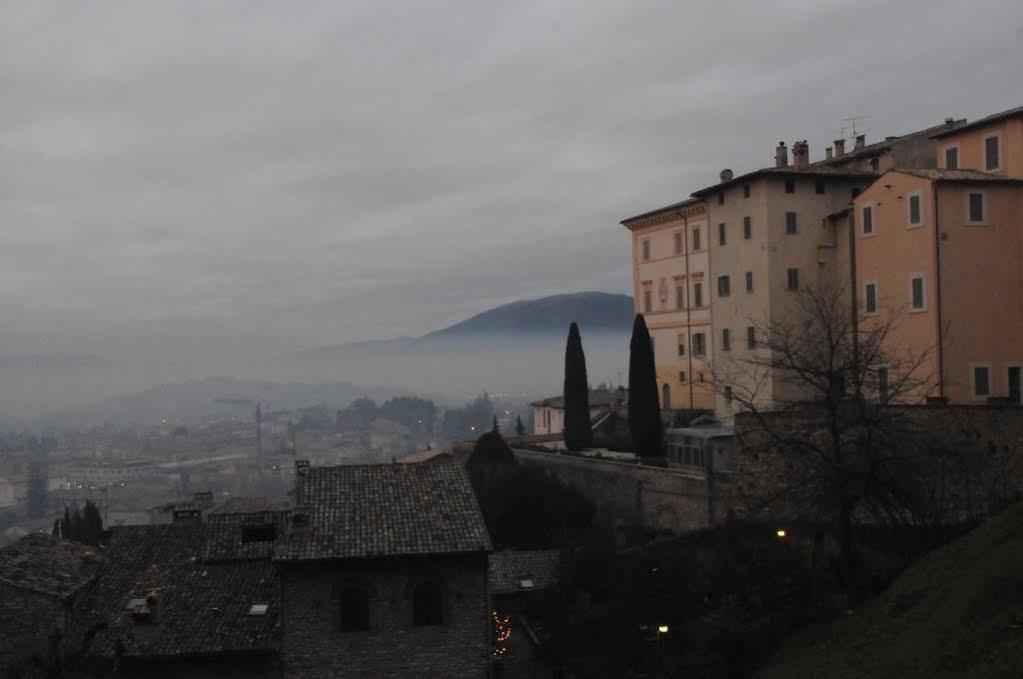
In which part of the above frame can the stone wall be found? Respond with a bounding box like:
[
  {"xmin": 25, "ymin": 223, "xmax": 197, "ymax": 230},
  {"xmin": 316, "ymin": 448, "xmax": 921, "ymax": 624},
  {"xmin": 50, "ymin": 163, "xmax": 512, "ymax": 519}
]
[
  {"xmin": 279, "ymin": 553, "xmax": 490, "ymax": 679},
  {"xmin": 0, "ymin": 582, "xmax": 64, "ymax": 673},
  {"xmin": 511, "ymin": 449, "xmax": 719, "ymax": 535}
]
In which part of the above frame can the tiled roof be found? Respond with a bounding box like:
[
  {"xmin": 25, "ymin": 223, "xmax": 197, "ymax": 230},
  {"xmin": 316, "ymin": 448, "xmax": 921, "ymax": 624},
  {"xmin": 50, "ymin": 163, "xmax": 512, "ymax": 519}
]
[
  {"xmin": 208, "ymin": 496, "xmax": 274, "ymax": 515},
  {"xmin": 275, "ymin": 464, "xmax": 491, "ymax": 561},
  {"xmin": 812, "ymin": 119, "xmax": 967, "ymax": 166},
  {"xmin": 620, "ymin": 197, "xmax": 703, "ymax": 225},
  {"xmin": 691, "ymin": 166, "xmax": 875, "ymax": 197},
  {"xmin": 72, "ymin": 524, "xmax": 280, "ymax": 660},
  {"xmin": 892, "ymin": 168, "xmax": 1023, "ymax": 184},
  {"xmin": 0, "ymin": 534, "xmax": 104, "ymax": 599},
  {"xmin": 204, "ymin": 509, "xmax": 292, "ymax": 562},
  {"xmin": 489, "ymin": 549, "xmax": 561, "ymax": 595},
  {"xmin": 931, "ymin": 106, "xmax": 1023, "ymax": 139}
]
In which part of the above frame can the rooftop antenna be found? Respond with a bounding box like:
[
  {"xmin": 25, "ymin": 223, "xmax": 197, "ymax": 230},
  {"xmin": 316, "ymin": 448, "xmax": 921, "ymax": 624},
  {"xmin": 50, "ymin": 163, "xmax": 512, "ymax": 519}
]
[{"xmin": 840, "ymin": 115, "xmax": 872, "ymax": 144}]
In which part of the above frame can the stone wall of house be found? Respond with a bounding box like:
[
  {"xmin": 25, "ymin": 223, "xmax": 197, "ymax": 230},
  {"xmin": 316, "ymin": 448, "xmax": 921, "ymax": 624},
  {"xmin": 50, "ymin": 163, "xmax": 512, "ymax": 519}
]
[
  {"xmin": 279, "ymin": 554, "xmax": 490, "ymax": 679},
  {"xmin": 0, "ymin": 583, "xmax": 64, "ymax": 672},
  {"xmin": 511, "ymin": 449, "xmax": 720, "ymax": 535},
  {"xmin": 730, "ymin": 404, "xmax": 1023, "ymax": 522}
]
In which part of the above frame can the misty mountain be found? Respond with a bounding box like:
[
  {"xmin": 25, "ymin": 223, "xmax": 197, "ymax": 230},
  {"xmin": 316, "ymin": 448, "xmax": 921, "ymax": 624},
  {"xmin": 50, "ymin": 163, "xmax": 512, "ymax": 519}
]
[
  {"xmin": 264, "ymin": 292, "xmax": 634, "ymax": 404},
  {"xmin": 421, "ymin": 291, "xmax": 634, "ymax": 338},
  {"xmin": 298, "ymin": 292, "xmax": 633, "ymax": 357}
]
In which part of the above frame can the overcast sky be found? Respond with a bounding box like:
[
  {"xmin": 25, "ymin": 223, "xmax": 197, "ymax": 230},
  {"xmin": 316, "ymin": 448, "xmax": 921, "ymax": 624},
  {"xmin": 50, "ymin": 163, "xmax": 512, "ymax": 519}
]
[{"xmin": 2, "ymin": 0, "xmax": 1020, "ymax": 365}]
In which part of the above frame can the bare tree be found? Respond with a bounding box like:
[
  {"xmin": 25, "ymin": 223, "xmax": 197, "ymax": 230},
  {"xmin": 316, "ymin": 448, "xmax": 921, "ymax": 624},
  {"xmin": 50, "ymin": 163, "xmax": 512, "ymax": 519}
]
[{"xmin": 714, "ymin": 283, "xmax": 937, "ymax": 596}]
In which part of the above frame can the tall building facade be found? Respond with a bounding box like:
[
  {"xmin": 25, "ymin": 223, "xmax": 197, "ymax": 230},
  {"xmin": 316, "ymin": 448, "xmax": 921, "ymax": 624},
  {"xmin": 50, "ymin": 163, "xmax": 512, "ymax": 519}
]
[
  {"xmin": 622, "ymin": 108, "xmax": 1022, "ymax": 416},
  {"xmin": 622, "ymin": 198, "xmax": 714, "ymax": 410}
]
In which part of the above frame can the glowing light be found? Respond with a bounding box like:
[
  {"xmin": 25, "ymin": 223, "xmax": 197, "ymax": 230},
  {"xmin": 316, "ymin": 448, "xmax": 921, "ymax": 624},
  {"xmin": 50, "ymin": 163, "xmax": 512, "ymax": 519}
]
[
  {"xmin": 776, "ymin": 529, "xmax": 787, "ymax": 538},
  {"xmin": 658, "ymin": 625, "xmax": 669, "ymax": 634},
  {"xmin": 491, "ymin": 611, "xmax": 512, "ymax": 656}
]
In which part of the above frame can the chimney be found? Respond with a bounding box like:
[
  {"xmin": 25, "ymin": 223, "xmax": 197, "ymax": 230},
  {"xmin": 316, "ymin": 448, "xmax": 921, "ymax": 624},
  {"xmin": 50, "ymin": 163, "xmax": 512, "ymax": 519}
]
[
  {"xmin": 192, "ymin": 490, "xmax": 214, "ymax": 507},
  {"xmin": 834, "ymin": 139, "xmax": 845, "ymax": 156},
  {"xmin": 825, "ymin": 147, "xmax": 833, "ymax": 160},
  {"xmin": 294, "ymin": 459, "xmax": 310, "ymax": 502},
  {"xmin": 171, "ymin": 503, "xmax": 203, "ymax": 525},
  {"xmin": 792, "ymin": 140, "xmax": 809, "ymax": 170},
  {"xmin": 944, "ymin": 117, "xmax": 955, "ymax": 126},
  {"xmin": 775, "ymin": 141, "xmax": 788, "ymax": 168},
  {"xmin": 719, "ymin": 168, "xmax": 734, "ymax": 183},
  {"xmin": 855, "ymin": 134, "xmax": 865, "ymax": 150}
]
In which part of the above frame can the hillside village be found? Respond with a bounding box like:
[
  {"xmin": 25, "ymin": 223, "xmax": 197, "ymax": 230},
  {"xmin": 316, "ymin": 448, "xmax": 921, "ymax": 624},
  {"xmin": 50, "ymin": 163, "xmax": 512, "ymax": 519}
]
[{"xmin": 1, "ymin": 105, "xmax": 1021, "ymax": 677}]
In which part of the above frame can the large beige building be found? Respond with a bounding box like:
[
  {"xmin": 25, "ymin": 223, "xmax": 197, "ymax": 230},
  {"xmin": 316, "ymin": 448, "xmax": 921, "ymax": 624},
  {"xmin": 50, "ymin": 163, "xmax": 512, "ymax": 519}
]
[
  {"xmin": 622, "ymin": 198, "xmax": 714, "ymax": 410},
  {"xmin": 620, "ymin": 110, "xmax": 1021, "ymax": 417}
]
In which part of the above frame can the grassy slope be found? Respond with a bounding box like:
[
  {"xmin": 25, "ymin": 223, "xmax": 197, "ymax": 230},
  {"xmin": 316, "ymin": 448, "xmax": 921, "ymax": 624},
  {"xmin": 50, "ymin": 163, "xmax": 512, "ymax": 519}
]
[{"xmin": 756, "ymin": 503, "xmax": 1023, "ymax": 679}]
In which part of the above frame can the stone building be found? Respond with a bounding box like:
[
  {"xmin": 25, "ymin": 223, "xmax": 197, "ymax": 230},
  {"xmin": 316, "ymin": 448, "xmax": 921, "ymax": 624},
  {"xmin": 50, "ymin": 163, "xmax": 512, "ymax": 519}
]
[
  {"xmin": 276, "ymin": 463, "xmax": 492, "ymax": 678},
  {"xmin": 0, "ymin": 462, "xmax": 492, "ymax": 678},
  {"xmin": 0, "ymin": 534, "xmax": 103, "ymax": 676}
]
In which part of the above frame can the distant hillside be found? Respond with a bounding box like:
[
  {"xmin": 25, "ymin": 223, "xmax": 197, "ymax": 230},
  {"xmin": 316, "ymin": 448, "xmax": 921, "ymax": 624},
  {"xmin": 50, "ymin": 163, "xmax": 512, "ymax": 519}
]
[
  {"xmin": 757, "ymin": 503, "xmax": 1023, "ymax": 678},
  {"xmin": 421, "ymin": 291, "xmax": 633, "ymax": 339}
]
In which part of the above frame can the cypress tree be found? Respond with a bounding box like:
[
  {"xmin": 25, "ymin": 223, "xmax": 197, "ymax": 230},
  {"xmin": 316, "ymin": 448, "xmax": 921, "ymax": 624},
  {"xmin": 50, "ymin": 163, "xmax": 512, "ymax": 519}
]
[
  {"xmin": 563, "ymin": 322, "xmax": 592, "ymax": 451},
  {"xmin": 63, "ymin": 506, "xmax": 72, "ymax": 541},
  {"xmin": 70, "ymin": 506, "xmax": 82, "ymax": 543},
  {"xmin": 491, "ymin": 415, "xmax": 500, "ymax": 435},
  {"xmin": 628, "ymin": 314, "xmax": 663, "ymax": 458},
  {"xmin": 515, "ymin": 415, "xmax": 526, "ymax": 437}
]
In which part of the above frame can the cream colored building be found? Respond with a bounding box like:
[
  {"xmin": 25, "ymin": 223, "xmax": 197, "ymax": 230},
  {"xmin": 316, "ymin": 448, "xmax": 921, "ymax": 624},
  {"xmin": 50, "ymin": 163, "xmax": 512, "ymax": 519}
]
[{"xmin": 622, "ymin": 115, "xmax": 972, "ymax": 418}]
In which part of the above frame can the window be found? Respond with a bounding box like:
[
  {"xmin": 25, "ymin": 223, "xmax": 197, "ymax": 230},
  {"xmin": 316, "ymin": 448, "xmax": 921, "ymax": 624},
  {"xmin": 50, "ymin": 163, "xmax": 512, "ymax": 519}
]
[
  {"xmin": 973, "ymin": 365, "xmax": 991, "ymax": 398},
  {"xmin": 717, "ymin": 275, "xmax": 730, "ymax": 297},
  {"xmin": 340, "ymin": 586, "xmax": 371, "ymax": 632},
  {"xmin": 724, "ymin": 386, "xmax": 733, "ymax": 405},
  {"xmin": 694, "ymin": 283, "xmax": 703, "ymax": 307},
  {"xmin": 1009, "ymin": 366, "xmax": 1021, "ymax": 405},
  {"xmin": 249, "ymin": 603, "xmax": 270, "ymax": 616},
  {"xmin": 785, "ymin": 211, "xmax": 797, "ymax": 234},
  {"xmin": 692, "ymin": 228, "xmax": 701, "ymax": 250},
  {"xmin": 910, "ymin": 274, "xmax": 926, "ymax": 311},
  {"xmin": 693, "ymin": 333, "xmax": 706, "ymax": 356},
  {"xmin": 815, "ymin": 180, "xmax": 825, "ymax": 194},
  {"xmin": 945, "ymin": 146, "xmax": 958, "ymax": 170},
  {"xmin": 718, "ymin": 222, "xmax": 726, "ymax": 246},
  {"xmin": 967, "ymin": 192, "xmax": 986, "ymax": 224},
  {"xmin": 642, "ymin": 239, "xmax": 651, "ymax": 261},
  {"xmin": 677, "ymin": 334, "xmax": 685, "ymax": 357},
  {"xmin": 718, "ymin": 192, "xmax": 724, "ymax": 205},
  {"xmin": 907, "ymin": 192, "xmax": 922, "ymax": 227},
  {"xmin": 864, "ymin": 282, "xmax": 877, "ymax": 314},
  {"xmin": 643, "ymin": 289, "xmax": 652, "ymax": 313},
  {"xmin": 785, "ymin": 178, "xmax": 795, "ymax": 193},
  {"xmin": 743, "ymin": 184, "xmax": 750, "ymax": 198},
  {"xmin": 675, "ymin": 284, "xmax": 685, "ymax": 310},
  {"xmin": 786, "ymin": 268, "xmax": 799, "ymax": 291},
  {"xmin": 746, "ymin": 326, "xmax": 756, "ymax": 349},
  {"xmin": 878, "ymin": 367, "xmax": 889, "ymax": 405},
  {"xmin": 674, "ymin": 231, "xmax": 683, "ymax": 254},
  {"xmin": 679, "ymin": 371, "xmax": 687, "ymax": 383},
  {"xmin": 662, "ymin": 383, "xmax": 671, "ymax": 409},
  {"xmin": 745, "ymin": 271, "xmax": 753, "ymax": 293},
  {"xmin": 985, "ymin": 135, "xmax": 1000, "ymax": 170},
  {"xmin": 241, "ymin": 523, "xmax": 277, "ymax": 543},
  {"xmin": 743, "ymin": 216, "xmax": 751, "ymax": 239},
  {"xmin": 413, "ymin": 581, "xmax": 444, "ymax": 626},
  {"xmin": 861, "ymin": 205, "xmax": 874, "ymax": 235},
  {"xmin": 722, "ymin": 328, "xmax": 731, "ymax": 352}
]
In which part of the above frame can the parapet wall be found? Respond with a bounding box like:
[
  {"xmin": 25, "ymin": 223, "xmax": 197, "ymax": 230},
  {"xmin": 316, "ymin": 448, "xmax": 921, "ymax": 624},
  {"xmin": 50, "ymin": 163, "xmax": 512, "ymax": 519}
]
[{"xmin": 511, "ymin": 449, "xmax": 717, "ymax": 535}]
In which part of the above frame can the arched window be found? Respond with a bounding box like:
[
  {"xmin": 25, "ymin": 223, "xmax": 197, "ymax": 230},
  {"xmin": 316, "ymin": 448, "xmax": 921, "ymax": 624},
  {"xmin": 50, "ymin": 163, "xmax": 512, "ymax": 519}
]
[
  {"xmin": 413, "ymin": 581, "xmax": 444, "ymax": 626},
  {"xmin": 662, "ymin": 383, "xmax": 671, "ymax": 411},
  {"xmin": 340, "ymin": 586, "xmax": 370, "ymax": 632}
]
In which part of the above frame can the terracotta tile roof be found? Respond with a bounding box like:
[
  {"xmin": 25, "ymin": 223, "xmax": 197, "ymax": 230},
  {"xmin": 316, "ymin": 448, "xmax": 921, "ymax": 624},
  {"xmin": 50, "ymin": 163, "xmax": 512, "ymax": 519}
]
[
  {"xmin": 204, "ymin": 509, "xmax": 292, "ymax": 562},
  {"xmin": 691, "ymin": 165, "xmax": 875, "ymax": 197},
  {"xmin": 208, "ymin": 497, "xmax": 274, "ymax": 515},
  {"xmin": 72, "ymin": 524, "xmax": 280, "ymax": 660},
  {"xmin": 930, "ymin": 106, "xmax": 1023, "ymax": 139},
  {"xmin": 275, "ymin": 463, "xmax": 491, "ymax": 561},
  {"xmin": 489, "ymin": 549, "xmax": 561, "ymax": 595},
  {"xmin": 892, "ymin": 168, "xmax": 1023, "ymax": 184},
  {"xmin": 620, "ymin": 197, "xmax": 703, "ymax": 225},
  {"xmin": 0, "ymin": 533, "xmax": 104, "ymax": 600}
]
